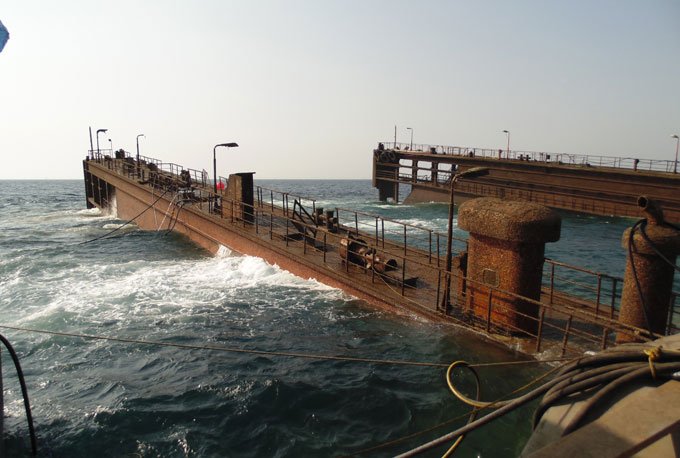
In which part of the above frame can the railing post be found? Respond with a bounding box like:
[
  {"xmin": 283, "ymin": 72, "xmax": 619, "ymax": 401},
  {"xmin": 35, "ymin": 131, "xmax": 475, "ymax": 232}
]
[
  {"xmin": 486, "ymin": 289, "xmax": 493, "ymax": 332},
  {"xmin": 436, "ymin": 270, "xmax": 441, "ymax": 311},
  {"xmin": 610, "ymin": 278, "xmax": 618, "ymax": 319},
  {"xmin": 549, "ymin": 262, "xmax": 556, "ymax": 304},
  {"xmin": 595, "ymin": 274, "xmax": 602, "ymax": 316},
  {"xmin": 381, "ymin": 219, "xmax": 385, "ymax": 248},
  {"xmin": 375, "ymin": 217, "xmax": 379, "ymax": 246},
  {"xmin": 561, "ymin": 315, "xmax": 573, "ymax": 357},
  {"xmin": 535, "ymin": 308, "xmax": 546, "ymax": 353}
]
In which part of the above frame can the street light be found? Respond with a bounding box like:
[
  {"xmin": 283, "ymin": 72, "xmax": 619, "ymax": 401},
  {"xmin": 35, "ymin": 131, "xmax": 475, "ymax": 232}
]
[
  {"xmin": 672, "ymin": 134, "xmax": 679, "ymax": 174},
  {"xmin": 96, "ymin": 128, "xmax": 108, "ymax": 158},
  {"xmin": 503, "ymin": 130, "xmax": 510, "ymax": 158},
  {"xmin": 440, "ymin": 166, "xmax": 490, "ymax": 311},
  {"xmin": 406, "ymin": 127, "xmax": 413, "ymax": 151},
  {"xmin": 213, "ymin": 142, "xmax": 239, "ymax": 194},
  {"xmin": 108, "ymin": 139, "xmax": 112, "ymax": 153},
  {"xmin": 136, "ymin": 134, "xmax": 145, "ymax": 178}
]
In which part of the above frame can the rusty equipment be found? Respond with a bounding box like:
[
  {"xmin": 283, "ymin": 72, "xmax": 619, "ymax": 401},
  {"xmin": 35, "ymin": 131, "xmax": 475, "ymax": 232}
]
[
  {"xmin": 618, "ymin": 196, "xmax": 680, "ymax": 342},
  {"xmin": 339, "ymin": 236, "xmax": 398, "ymax": 273}
]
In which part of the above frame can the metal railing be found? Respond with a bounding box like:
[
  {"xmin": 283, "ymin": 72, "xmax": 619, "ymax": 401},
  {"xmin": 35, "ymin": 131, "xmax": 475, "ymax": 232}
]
[{"xmin": 380, "ymin": 142, "xmax": 677, "ymax": 173}]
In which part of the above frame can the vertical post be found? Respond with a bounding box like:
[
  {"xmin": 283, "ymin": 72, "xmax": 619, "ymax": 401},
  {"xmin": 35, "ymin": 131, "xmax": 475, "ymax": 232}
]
[
  {"xmin": 610, "ymin": 278, "xmax": 618, "ymax": 319},
  {"xmin": 403, "ymin": 225, "xmax": 407, "ymax": 257},
  {"xmin": 549, "ymin": 263, "xmax": 556, "ymax": 304},
  {"xmin": 428, "ymin": 230, "xmax": 432, "ymax": 264},
  {"xmin": 375, "ymin": 217, "xmax": 379, "ymax": 246},
  {"xmin": 561, "ymin": 315, "xmax": 573, "ymax": 356},
  {"xmin": 381, "ymin": 219, "xmax": 385, "ymax": 248},
  {"xmin": 595, "ymin": 275, "xmax": 602, "ymax": 316},
  {"xmin": 436, "ymin": 270, "xmax": 442, "ymax": 311},
  {"xmin": 486, "ymin": 289, "xmax": 493, "ymax": 332},
  {"xmin": 354, "ymin": 212, "xmax": 358, "ymax": 235},
  {"xmin": 535, "ymin": 308, "xmax": 546, "ymax": 352}
]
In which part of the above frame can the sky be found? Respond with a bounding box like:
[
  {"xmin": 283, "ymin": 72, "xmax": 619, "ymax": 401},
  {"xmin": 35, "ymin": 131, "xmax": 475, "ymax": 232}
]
[{"xmin": 1, "ymin": 1, "xmax": 679, "ymax": 179}]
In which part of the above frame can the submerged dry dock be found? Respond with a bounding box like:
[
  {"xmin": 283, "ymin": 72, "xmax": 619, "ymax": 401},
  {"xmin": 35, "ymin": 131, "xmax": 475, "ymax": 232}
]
[{"xmin": 83, "ymin": 148, "xmax": 679, "ymax": 358}]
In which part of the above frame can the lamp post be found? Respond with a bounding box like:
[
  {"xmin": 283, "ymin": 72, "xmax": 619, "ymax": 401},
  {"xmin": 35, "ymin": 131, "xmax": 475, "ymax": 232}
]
[
  {"xmin": 503, "ymin": 130, "xmax": 510, "ymax": 158},
  {"xmin": 108, "ymin": 139, "xmax": 112, "ymax": 153},
  {"xmin": 440, "ymin": 166, "xmax": 490, "ymax": 311},
  {"xmin": 213, "ymin": 142, "xmax": 239, "ymax": 194},
  {"xmin": 406, "ymin": 127, "xmax": 413, "ymax": 151},
  {"xmin": 96, "ymin": 128, "xmax": 108, "ymax": 158},
  {"xmin": 136, "ymin": 134, "xmax": 145, "ymax": 178},
  {"xmin": 673, "ymin": 134, "xmax": 679, "ymax": 174}
]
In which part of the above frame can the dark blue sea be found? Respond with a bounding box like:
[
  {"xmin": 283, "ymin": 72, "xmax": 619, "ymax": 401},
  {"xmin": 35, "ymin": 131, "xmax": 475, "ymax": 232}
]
[{"xmin": 0, "ymin": 179, "xmax": 642, "ymax": 457}]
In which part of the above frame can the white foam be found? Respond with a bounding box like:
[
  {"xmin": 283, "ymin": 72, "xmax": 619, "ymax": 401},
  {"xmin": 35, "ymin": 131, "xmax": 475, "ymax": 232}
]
[
  {"xmin": 76, "ymin": 207, "xmax": 103, "ymax": 216},
  {"xmin": 14, "ymin": 253, "xmax": 345, "ymax": 328}
]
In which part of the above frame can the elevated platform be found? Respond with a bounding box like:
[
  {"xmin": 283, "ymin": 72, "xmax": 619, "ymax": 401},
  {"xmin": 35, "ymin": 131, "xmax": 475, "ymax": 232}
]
[{"xmin": 373, "ymin": 142, "xmax": 680, "ymax": 222}]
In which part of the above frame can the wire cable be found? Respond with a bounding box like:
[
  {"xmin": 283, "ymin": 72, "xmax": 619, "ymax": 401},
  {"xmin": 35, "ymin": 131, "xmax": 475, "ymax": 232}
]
[{"xmin": 78, "ymin": 189, "xmax": 170, "ymax": 245}]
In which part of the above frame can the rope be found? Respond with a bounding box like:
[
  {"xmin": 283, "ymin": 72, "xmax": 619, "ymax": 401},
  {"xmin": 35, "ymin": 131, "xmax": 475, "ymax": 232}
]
[
  {"xmin": 0, "ymin": 334, "xmax": 37, "ymax": 456},
  {"xmin": 77, "ymin": 189, "xmax": 170, "ymax": 245},
  {"xmin": 0, "ymin": 325, "xmax": 450, "ymax": 368}
]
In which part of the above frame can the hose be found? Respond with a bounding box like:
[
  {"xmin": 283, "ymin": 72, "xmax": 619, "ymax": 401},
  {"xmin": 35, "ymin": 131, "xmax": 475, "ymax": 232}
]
[
  {"xmin": 0, "ymin": 334, "xmax": 37, "ymax": 456},
  {"xmin": 396, "ymin": 345, "xmax": 680, "ymax": 457}
]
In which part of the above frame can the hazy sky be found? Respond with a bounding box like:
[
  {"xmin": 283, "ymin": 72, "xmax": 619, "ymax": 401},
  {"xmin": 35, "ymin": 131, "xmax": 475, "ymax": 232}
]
[{"xmin": 1, "ymin": 1, "xmax": 679, "ymax": 179}]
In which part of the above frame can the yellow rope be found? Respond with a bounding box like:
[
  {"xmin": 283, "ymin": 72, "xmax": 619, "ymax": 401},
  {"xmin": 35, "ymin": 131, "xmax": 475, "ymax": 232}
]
[{"xmin": 643, "ymin": 346, "xmax": 662, "ymax": 379}]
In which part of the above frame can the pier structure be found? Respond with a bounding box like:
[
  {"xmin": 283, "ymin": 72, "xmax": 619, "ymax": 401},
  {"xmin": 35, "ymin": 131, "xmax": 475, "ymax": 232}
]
[
  {"xmin": 84, "ymin": 149, "xmax": 679, "ymax": 358},
  {"xmin": 373, "ymin": 142, "xmax": 680, "ymax": 222}
]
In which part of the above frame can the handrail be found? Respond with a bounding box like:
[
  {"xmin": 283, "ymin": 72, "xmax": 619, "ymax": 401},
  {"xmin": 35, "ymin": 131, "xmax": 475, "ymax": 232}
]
[{"xmin": 379, "ymin": 142, "xmax": 678, "ymax": 174}]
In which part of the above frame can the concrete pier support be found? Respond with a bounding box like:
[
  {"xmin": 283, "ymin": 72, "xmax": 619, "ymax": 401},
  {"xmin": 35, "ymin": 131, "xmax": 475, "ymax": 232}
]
[
  {"xmin": 618, "ymin": 198, "xmax": 680, "ymax": 342},
  {"xmin": 458, "ymin": 198, "xmax": 561, "ymax": 335}
]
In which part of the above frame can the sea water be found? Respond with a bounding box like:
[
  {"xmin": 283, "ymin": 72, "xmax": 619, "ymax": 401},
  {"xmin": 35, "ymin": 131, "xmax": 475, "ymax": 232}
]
[{"xmin": 0, "ymin": 179, "xmax": 642, "ymax": 457}]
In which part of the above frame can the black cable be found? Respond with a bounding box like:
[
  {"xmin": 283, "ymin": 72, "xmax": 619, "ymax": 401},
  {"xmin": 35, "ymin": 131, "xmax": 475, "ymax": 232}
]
[
  {"xmin": 78, "ymin": 188, "xmax": 170, "ymax": 245},
  {"xmin": 395, "ymin": 348, "xmax": 680, "ymax": 457},
  {"xmin": 627, "ymin": 219, "xmax": 655, "ymax": 338},
  {"xmin": 0, "ymin": 334, "xmax": 37, "ymax": 456},
  {"xmin": 639, "ymin": 222, "xmax": 680, "ymax": 273},
  {"xmin": 561, "ymin": 361, "xmax": 680, "ymax": 436}
]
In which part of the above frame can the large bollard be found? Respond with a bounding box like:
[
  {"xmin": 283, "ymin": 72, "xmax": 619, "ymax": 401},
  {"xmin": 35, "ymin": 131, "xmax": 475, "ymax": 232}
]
[
  {"xmin": 458, "ymin": 198, "xmax": 561, "ymax": 335},
  {"xmin": 618, "ymin": 197, "xmax": 680, "ymax": 343}
]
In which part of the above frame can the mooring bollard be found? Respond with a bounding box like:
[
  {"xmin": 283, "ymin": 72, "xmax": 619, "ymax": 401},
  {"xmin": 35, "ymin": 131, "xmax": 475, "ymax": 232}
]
[
  {"xmin": 458, "ymin": 198, "xmax": 561, "ymax": 335},
  {"xmin": 618, "ymin": 197, "xmax": 680, "ymax": 343}
]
